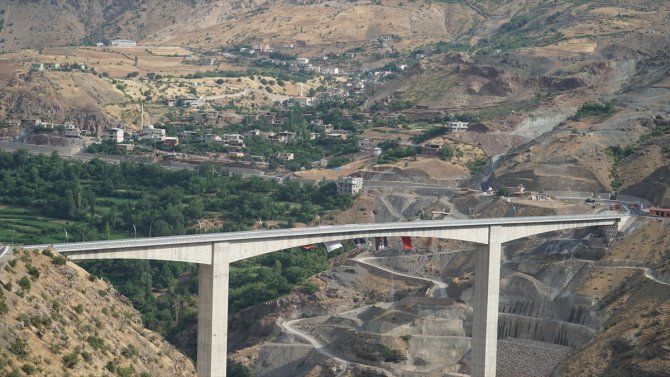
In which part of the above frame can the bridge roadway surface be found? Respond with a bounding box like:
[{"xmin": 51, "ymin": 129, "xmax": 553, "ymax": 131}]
[
  {"xmin": 24, "ymin": 214, "xmax": 626, "ymax": 377},
  {"xmin": 27, "ymin": 214, "xmax": 624, "ymax": 255}
]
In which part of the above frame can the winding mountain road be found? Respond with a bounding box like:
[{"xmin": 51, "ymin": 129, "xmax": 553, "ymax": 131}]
[{"xmin": 355, "ymin": 255, "xmax": 449, "ymax": 298}]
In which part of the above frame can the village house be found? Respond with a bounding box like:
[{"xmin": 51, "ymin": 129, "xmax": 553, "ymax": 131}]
[
  {"xmin": 139, "ymin": 125, "xmax": 166, "ymax": 140},
  {"xmin": 277, "ymin": 131, "xmax": 297, "ymax": 141},
  {"xmin": 177, "ymin": 130, "xmax": 198, "ymax": 140},
  {"xmin": 266, "ymin": 132, "xmax": 288, "ymax": 143},
  {"xmin": 224, "ymin": 134, "xmax": 245, "ymax": 148},
  {"xmin": 193, "ymin": 111, "xmax": 219, "ymax": 125},
  {"xmin": 167, "ymin": 97, "xmax": 206, "ymax": 107},
  {"xmin": 162, "ymin": 137, "xmax": 179, "ymax": 147},
  {"xmin": 445, "ymin": 121, "xmax": 469, "ymax": 132},
  {"xmin": 116, "ymin": 144, "xmax": 134, "ymax": 152},
  {"xmin": 649, "ymin": 208, "xmax": 670, "ymax": 217},
  {"xmin": 325, "ymin": 133, "xmax": 348, "ymax": 141},
  {"xmin": 336, "ymin": 176, "xmax": 364, "ymax": 196},
  {"xmin": 420, "ymin": 143, "xmax": 444, "ymax": 156},
  {"xmin": 311, "ymin": 158, "xmax": 329, "ymax": 168},
  {"xmin": 63, "ymin": 124, "xmax": 81, "ymax": 138},
  {"xmin": 204, "ymin": 134, "xmax": 222, "ymax": 142},
  {"xmin": 104, "ymin": 128, "xmax": 124, "ymax": 143},
  {"xmin": 321, "ymin": 67, "xmax": 340, "ymax": 75},
  {"xmin": 228, "ymin": 151, "xmax": 245, "ymax": 159},
  {"xmin": 276, "ymin": 152, "xmax": 295, "ymax": 161},
  {"xmin": 291, "ymin": 96, "xmax": 315, "ymax": 107}
]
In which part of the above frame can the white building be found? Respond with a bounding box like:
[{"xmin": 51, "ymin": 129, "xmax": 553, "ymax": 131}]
[
  {"xmin": 104, "ymin": 128, "xmax": 124, "ymax": 143},
  {"xmin": 445, "ymin": 121, "xmax": 469, "ymax": 132},
  {"xmin": 322, "ymin": 67, "xmax": 339, "ymax": 75},
  {"xmin": 296, "ymin": 58, "xmax": 310, "ymax": 66},
  {"xmin": 139, "ymin": 125, "xmax": 166, "ymax": 140},
  {"xmin": 372, "ymin": 147, "xmax": 382, "ymax": 157},
  {"xmin": 111, "ymin": 39, "xmax": 137, "ymax": 47},
  {"xmin": 336, "ymin": 176, "xmax": 364, "ymax": 196},
  {"xmin": 63, "ymin": 124, "xmax": 81, "ymax": 138},
  {"xmin": 276, "ymin": 152, "xmax": 295, "ymax": 161}
]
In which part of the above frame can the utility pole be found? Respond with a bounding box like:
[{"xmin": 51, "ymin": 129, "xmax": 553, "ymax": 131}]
[{"xmin": 64, "ymin": 228, "xmax": 68, "ymax": 243}]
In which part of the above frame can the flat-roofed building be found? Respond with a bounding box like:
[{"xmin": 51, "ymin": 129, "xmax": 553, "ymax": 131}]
[
  {"xmin": 445, "ymin": 121, "xmax": 469, "ymax": 132},
  {"xmin": 111, "ymin": 39, "xmax": 137, "ymax": 47},
  {"xmin": 336, "ymin": 176, "xmax": 363, "ymax": 196},
  {"xmin": 104, "ymin": 128, "xmax": 124, "ymax": 143}
]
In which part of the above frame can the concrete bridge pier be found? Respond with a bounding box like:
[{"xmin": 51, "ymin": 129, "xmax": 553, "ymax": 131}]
[
  {"xmin": 197, "ymin": 242, "xmax": 230, "ymax": 377},
  {"xmin": 471, "ymin": 226, "xmax": 502, "ymax": 377}
]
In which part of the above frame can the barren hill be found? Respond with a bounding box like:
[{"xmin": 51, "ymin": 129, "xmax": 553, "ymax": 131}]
[{"xmin": 0, "ymin": 246, "xmax": 196, "ymax": 376}]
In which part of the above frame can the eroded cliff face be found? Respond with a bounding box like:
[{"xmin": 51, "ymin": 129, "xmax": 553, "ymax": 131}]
[{"xmin": 0, "ymin": 247, "xmax": 196, "ymax": 376}]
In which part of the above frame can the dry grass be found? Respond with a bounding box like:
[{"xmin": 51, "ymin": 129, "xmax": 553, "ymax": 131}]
[{"xmin": 0, "ymin": 248, "xmax": 195, "ymax": 376}]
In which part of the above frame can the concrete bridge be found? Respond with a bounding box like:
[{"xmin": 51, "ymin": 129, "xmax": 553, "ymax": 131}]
[{"xmin": 28, "ymin": 214, "xmax": 627, "ymax": 377}]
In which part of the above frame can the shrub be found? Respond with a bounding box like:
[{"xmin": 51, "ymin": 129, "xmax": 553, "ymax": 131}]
[
  {"xmin": 117, "ymin": 366, "xmax": 135, "ymax": 377},
  {"xmin": 87, "ymin": 335, "xmax": 106, "ymax": 351},
  {"xmin": 105, "ymin": 360, "xmax": 118, "ymax": 373},
  {"xmin": 26, "ymin": 265, "xmax": 40, "ymax": 280},
  {"xmin": 575, "ymin": 102, "xmax": 615, "ymax": 120},
  {"xmin": 62, "ymin": 349, "xmax": 79, "ymax": 368},
  {"xmin": 81, "ymin": 351, "xmax": 92, "ymax": 362},
  {"xmin": 439, "ymin": 145, "xmax": 454, "ymax": 160},
  {"xmin": 497, "ymin": 187, "xmax": 511, "ymax": 196},
  {"xmin": 466, "ymin": 158, "xmax": 487, "ymax": 174},
  {"xmin": 121, "ymin": 345, "xmax": 139, "ymax": 359},
  {"xmin": 52, "ymin": 256, "xmax": 67, "ymax": 266},
  {"xmin": 382, "ymin": 346, "xmax": 406, "ymax": 362},
  {"xmin": 21, "ymin": 363, "xmax": 36, "ymax": 375},
  {"xmin": 18, "ymin": 276, "xmax": 31, "ymax": 291},
  {"xmin": 227, "ymin": 361, "xmax": 253, "ymax": 377},
  {"xmin": 8, "ymin": 339, "xmax": 29, "ymax": 359}
]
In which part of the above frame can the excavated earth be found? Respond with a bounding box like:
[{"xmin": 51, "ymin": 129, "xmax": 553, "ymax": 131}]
[{"xmin": 229, "ymin": 190, "xmax": 670, "ymax": 377}]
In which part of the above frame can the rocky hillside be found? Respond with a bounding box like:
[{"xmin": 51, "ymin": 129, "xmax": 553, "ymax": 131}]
[
  {"xmin": 0, "ymin": 70, "xmax": 125, "ymax": 134},
  {"xmin": 0, "ymin": 246, "xmax": 196, "ymax": 376},
  {"xmin": 0, "ymin": 0, "xmax": 265, "ymax": 51}
]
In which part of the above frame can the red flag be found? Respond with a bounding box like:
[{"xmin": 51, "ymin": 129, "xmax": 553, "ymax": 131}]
[
  {"xmin": 301, "ymin": 244, "xmax": 317, "ymax": 250},
  {"xmin": 401, "ymin": 236, "xmax": 412, "ymax": 250}
]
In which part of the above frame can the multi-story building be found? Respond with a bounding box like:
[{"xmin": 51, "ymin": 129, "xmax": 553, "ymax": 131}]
[
  {"xmin": 336, "ymin": 176, "xmax": 364, "ymax": 196},
  {"xmin": 104, "ymin": 128, "xmax": 124, "ymax": 143},
  {"xmin": 139, "ymin": 125, "xmax": 166, "ymax": 140},
  {"xmin": 63, "ymin": 124, "xmax": 81, "ymax": 138}
]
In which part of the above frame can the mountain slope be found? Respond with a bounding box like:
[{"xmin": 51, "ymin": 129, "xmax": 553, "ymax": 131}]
[{"xmin": 0, "ymin": 246, "xmax": 196, "ymax": 376}]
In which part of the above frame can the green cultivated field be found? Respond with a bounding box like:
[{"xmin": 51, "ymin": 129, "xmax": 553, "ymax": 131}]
[{"xmin": 0, "ymin": 206, "xmax": 128, "ymax": 245}]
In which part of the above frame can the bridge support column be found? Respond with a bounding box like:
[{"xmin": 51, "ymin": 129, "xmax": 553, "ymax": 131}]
[
  {"xmin": 197, "ymin": 243, "xmax": 230, "ymax": 377},
  {"xmin": 471, "ymin": 226, "xmax": 502, "ymax": 377}
]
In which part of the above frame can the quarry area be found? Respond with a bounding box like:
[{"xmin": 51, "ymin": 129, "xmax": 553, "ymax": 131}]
[{"xmin": 225, "ymin": 189, "xmax": 670, "ymax": 377}]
